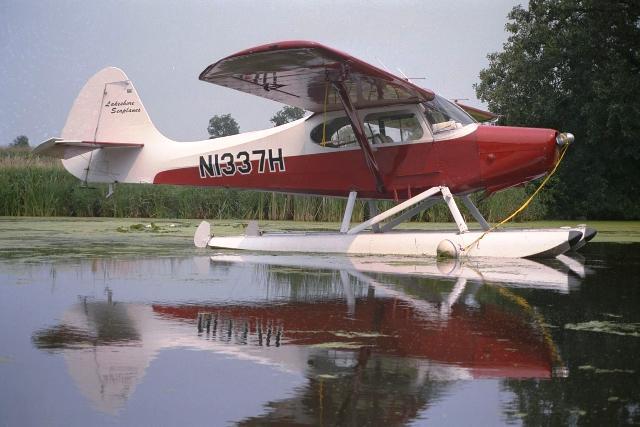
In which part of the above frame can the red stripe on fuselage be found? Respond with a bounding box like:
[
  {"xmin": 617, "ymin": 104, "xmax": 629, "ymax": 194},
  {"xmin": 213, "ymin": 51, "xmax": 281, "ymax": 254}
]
[
  {"xmin": 154, "ymin": 139, "xmax": 472, "ymax": 199},
  {"xmin": 153, "ymin": 126, "xmax": 558, "ymax": 200}
]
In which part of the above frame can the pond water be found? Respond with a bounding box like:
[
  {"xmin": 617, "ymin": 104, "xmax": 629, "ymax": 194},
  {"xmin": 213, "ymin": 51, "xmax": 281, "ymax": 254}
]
[{"xmin": 1, "ymin": 218, "xmax": 639, "ymax": 426}]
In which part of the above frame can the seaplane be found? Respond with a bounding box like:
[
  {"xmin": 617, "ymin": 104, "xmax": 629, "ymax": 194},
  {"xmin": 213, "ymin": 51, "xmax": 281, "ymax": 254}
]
[{"xmin": 34, "ymin": 40, "xmax": 595, "ymax": 258}]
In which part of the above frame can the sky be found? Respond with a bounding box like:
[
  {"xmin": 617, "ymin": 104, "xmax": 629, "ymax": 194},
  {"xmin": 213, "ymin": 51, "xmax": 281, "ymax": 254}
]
[{"xmin": 0, "ymin": 0, "xmax": 522, "ymax": 145}]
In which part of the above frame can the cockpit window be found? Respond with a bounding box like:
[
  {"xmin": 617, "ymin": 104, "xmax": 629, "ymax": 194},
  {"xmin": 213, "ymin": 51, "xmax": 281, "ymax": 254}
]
[
  {"xmin": 422, "ymin": 95, "xmax": 476, "ymax": 133},
  {"xmin": 311, "ymin": 110, "xmax": 424, "ymax": 147}
]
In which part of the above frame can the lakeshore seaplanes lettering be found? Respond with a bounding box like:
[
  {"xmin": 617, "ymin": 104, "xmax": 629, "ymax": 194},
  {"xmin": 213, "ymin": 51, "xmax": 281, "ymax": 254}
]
[
  {"xmin": 105, "ymin": 100, "xmax": 141, "ymax": 115},
  {"xmin": 199, "ymin": 148, "xmax": 286, "ymax": 178}
]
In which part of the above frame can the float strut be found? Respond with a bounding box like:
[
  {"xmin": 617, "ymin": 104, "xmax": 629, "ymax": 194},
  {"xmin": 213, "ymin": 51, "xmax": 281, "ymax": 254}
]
[
  {"xmin": 340, "ymin": 191, "xmax": 358, "ymax": 233},
  {"xmin": 348, "ymin": 186, "xmax": 442, "ymax": 234},
  {"xmin": 461, "ymin": 195, "xmax": 490, "ymax": 231},
  {"xmin": 368, "ymin": 201, "xmax": 380, "ymax": 233},
  {"xmin": 442, "ymin": 187, "xmax": 468, "ymax": 233},
  {"xmin": 380, "ymin": 197, "xmax": 439, "ymax": 233},
  {"xmin": 347, "ymin": 186, "xmax": 470, "ymax": 235}
]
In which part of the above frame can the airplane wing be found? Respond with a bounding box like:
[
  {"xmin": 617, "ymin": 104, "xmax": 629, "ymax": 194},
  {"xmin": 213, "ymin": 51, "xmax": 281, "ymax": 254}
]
[
  {"xmin": 199, "ymin": 40, "xmax": 435, "ymax": 112},
  {"xmin": 454, "ymin": 101, "xmax": 498, "ymax": 122}
]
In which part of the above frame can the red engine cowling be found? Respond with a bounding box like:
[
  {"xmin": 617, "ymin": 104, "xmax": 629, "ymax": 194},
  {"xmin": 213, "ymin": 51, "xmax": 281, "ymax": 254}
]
[{"xmin": 476, "ymin": 125, "xmax": 558, "ymax": 194}]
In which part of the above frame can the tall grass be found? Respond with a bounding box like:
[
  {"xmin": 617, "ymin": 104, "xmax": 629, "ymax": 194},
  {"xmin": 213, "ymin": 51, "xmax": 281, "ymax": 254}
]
[{"xmin": 0, "ymin": 148, "xmax": 549, "ymax": 222}]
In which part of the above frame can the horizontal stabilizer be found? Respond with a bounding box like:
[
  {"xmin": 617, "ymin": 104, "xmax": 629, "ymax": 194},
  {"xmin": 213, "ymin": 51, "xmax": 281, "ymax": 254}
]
[{"xmin": 34, "ymin": 138, "xmax": 143, "ymax": 159}]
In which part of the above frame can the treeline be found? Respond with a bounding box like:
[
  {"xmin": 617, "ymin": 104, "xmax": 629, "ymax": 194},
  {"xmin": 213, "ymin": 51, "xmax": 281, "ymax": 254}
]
[
  {"xmin": 476, "ymin": 0, "xmax": 640, "ymax": 219},
  {"xmin": 0, "ymin": 148, "xmax": 548, "ymax": 222}
]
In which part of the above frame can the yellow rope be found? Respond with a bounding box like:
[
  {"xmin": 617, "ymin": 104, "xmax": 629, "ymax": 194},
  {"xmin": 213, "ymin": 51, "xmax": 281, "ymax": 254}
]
[
  {"xmin": 321, "ymin": 81, "xmax": 329, "ymax": 146},
  {"xmin": 463, "ymin": 141, "xmax": 571, "ymax": 253},
  {"xmin": 492, "ymin": 285, "xmax": 562, "ymax": 365}
]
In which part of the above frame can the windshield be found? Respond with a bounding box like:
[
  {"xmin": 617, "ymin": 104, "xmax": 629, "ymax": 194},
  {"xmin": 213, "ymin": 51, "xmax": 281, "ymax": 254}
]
[{"xmin": 422, "ymin": 95, "xmax": 476, "ymax": 133}]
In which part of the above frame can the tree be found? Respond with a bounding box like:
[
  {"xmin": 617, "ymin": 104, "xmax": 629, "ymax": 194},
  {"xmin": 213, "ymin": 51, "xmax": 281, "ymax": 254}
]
[
  {"xmin": 10, "ymin": 135, "xmax": 29, "ymax": 149},
  {"xmin": 475, "ymin": 0, "xmax": 640, "ymax": 219},
  {"xmin": 270, "ymin": 106, "xmax": 305, "ymax": 126},
  {"xmin": 207, "ymin": 114, "xmax": 239, "ymax": 139}
]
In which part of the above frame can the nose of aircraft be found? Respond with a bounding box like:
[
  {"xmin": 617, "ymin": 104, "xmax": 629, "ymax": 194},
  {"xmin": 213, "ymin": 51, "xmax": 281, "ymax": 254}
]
[{"xmin": 476, "ymin": 125, "xmax": 560, "ymax": 194}]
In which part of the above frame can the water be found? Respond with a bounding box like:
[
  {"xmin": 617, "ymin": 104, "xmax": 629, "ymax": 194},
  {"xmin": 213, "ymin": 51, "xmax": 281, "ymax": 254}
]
[{"xmin": 1, "ymin": 219, "xmax": 640, "ymax": 426}]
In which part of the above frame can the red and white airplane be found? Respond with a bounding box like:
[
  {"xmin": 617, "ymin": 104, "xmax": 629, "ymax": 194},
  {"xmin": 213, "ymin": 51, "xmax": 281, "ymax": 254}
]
[{"xmin": 35, "ymin": 41, "xmax": 594, "ymax": 258}]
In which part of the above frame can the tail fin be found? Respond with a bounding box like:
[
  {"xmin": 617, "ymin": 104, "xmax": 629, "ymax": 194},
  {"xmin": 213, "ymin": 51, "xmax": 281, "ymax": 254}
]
[
  {"xmin": 63, "ymin": 67, "xmax": 163, "ymax": 143},
  {"xmin": 35, "ymin": 67, "xmax": 165, "ymax": 159},
  {"xmin": 35, "ymin": 68, "xmax": 167, "ymax": 183}
]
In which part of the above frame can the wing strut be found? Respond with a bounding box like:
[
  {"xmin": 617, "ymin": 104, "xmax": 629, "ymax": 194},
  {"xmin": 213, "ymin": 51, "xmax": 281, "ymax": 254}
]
[{"xmin": 332, "ymin": 80, "xmax": 386, "ymax": 193}]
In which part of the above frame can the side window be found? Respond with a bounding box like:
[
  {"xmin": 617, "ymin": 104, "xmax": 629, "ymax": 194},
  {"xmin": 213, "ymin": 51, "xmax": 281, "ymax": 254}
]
[
  {"xmin": 310, "ymin": 116, "xmax": 358, "ymax": 148},
  {"xmin": 310, "ymin": 110, "xmax": 424, "ymax": 147},
  {"xmin": 363, "ymin": 111, "xmax": 423, "ymax": 144}
]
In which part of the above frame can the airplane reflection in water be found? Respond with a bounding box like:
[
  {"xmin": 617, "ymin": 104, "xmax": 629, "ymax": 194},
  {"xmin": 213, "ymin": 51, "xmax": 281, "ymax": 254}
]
[{"xmin": 32, "ymin": 254, "xmax": 589, "ymax": 422}]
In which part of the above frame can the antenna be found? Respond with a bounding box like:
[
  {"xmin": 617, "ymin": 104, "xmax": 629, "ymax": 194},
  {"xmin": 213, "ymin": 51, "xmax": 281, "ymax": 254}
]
[
  {"xmin": 375, "ymin": 57, "xmax": 391, "ymax": 73},
  {"xmin": 397, "ymin": 68, "xmax": 426, "ymax": 82}
]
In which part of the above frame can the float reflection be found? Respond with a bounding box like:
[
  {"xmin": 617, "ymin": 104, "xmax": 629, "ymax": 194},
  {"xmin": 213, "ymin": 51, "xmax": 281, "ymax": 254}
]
[{"xmin": 32, "ymin": 254, "xmax": 586, "ymax": 423}]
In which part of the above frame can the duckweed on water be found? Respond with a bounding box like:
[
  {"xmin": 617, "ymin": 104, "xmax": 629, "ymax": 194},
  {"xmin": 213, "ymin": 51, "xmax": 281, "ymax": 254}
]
[
  {"xmin": 603, "ymin": 313, "xmax": 623, "ymax": 318},
  {"xmin": 310, "ymin": 342, "xmax": 366, "ymax": 350},
  {"xmin": 0, "ymin": 217, "xmax": 207, "ymax": 261},
  {"xmin": 116, "ymin": 222, "xmax": 194, "ymax": 233},
  {"xmin": 118, "ymin": 223, "xmax": 160, "ymax": 233},
  {"xmin": 268, "ymin": 267, "xmax": 321, "ymax": 275},
  {"xmin": 578, "ymin": 365, "xmax": 635, "ymax": 374},
  {"xmin": 564, "ymin": 321, "xmax": 640, "ymax": 337},
  {"xmin": 333, "ymin": 332, "xmax": 390, "ymax": 339},
  {"xmin": 316, "ymin": 374, "xmax": 338, "ymax": 379}
]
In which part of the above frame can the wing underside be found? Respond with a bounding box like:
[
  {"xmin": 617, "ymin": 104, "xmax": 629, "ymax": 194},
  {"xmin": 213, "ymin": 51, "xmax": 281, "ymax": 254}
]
[{"xmin": 199, "ymin": 41, "xmax": 435, "ymax": 112}]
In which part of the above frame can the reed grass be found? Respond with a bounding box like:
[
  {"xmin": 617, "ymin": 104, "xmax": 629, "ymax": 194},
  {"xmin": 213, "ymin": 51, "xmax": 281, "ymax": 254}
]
[{"xmin": 0, "ymin": 148, "xmax": 549, "ymax": 222}]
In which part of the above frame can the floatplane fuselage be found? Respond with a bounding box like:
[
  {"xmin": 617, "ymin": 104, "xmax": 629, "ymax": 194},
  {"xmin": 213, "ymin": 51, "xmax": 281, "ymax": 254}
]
[{"xmin": 35, "ymin": 41, "xmax": 593, "ymax": 258}]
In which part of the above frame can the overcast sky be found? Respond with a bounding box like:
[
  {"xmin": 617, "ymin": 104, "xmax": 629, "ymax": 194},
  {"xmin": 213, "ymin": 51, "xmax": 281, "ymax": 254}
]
[{"xmin": 0, "ymin": 0, "xmax": 522, "ymax": 145}]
